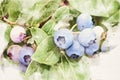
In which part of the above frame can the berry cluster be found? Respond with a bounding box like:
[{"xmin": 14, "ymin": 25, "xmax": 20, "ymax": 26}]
[
  {"xmin": 5, "ymin": 13, "xmax": 106, "ymax": 72},
  {"xmin": 7, "ymin": 45, "xmax": 34, "ymax": 72},
  {"xmin": 7, "ymin": 25, "xmax": 34, "ymax": 72},
  {"xmin": 54, "ymin": 13, "xmax": 105, "ymax": 59}
]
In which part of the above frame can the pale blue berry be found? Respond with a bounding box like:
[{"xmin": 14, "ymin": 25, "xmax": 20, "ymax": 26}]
[
  {"xmin": 85, "ymin": 41, "xmax": 99, "ymax": 56},
  {"xmin": 77, "ymin": 13, "xmax": 94, "ymax": 31},
  {"xmin": 78, "ymin": 28, "xmax": 96, "ymax": 47},
  {"xmin": 66, "ymin": 41, "xmax": 84, "ymax": 59},
  {"xmin": 54, "ymin": 29, "xmax": 73, "ymax": 49}
]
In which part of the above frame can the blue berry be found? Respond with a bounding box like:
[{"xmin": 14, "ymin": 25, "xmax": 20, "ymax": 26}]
[
  {"xmin": 54, "ymin": 29, "xmax": 73, "ymax": 49},
  {"xmin": 77, "ymin": 13, "xmax": 94, "ymax": 31},
  {"xmin": 85, "ymin": 40, "xmax": 99, "ymax": 56},
  {"xmin": 78, "ymin": 28, "xmax": 96, "ymax": 47},
  {"xmin": 93, "ymin": 26, "xmax": 104, "ymax": 41},
  {"xmin": 101, "ymin": 41, "xmax": 107, "ymax": 52},
  {"xmin": 19, "ymin": 63, "xmax": 27, "ymax": 72},
  {"xmin": 19, "ymin": 46, "xmax": 34, "ymax": 66},
  {"xmin": 101, "ymin": 40, "xmax": 113, "ymax": 52},
  {"xmin": 66, "ymin": 41, "xmax": 84, "ymax": 59}
]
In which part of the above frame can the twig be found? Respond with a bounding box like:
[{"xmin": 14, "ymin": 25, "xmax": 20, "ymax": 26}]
[
  {"xmin": 70, "ymin": 24, "xmax": 77, "ymax": 31},
  {"xmin": 2, "ymin": 17, "xmax": 25, "ymax": 27},
  {"xmin": 100, "ymin": 32, "xmax": 107, "ymax": 40},
  {"xmin": 2, "ymin": 17, "xmax": 16, "ymax": 25},
  {"xmin": 72, "ymin": 31, "xmax": 80, "ymax": 34}
]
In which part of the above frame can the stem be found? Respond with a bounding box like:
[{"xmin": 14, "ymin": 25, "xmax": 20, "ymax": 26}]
[
  {"xmin": 72, "ymin": 31, "xmax": 80, "ymax": 35},
  {"xmin": 23, "ymin": 36, "xmax": 31, "ymax": 41},
  {"xmin": 99, "ymin": 31, "xmax": 107, "ymax": 49},
  {"xmin": 31, "ymin": 43, "xmax": 37, "ymax": 50},
  {"xmin": 2, "ymin": 17, "xmax": 25, "ymax": 26},
  {"xmin": 100, "ymin": 32, "xmax": 107, "ymax": 40},
  {"xmin": 62, "ymin": 52, "xmax": 70, "ymax": 63},
  {"xmin": 59, "ymin": 49, "xmax": 70, "ymax": 63},
  {"xmin": 2, "ymin": 17, "xmax": 16, "ymax": 25},
  {"xmin": 70, "ymin": 24, "xmax": 77, "ymax": 31}
]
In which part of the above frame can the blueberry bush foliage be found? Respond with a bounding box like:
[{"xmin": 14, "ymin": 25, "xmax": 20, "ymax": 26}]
[{"xmin": 0, "ymin": 0, "xmax": 119, "ymax": 80}]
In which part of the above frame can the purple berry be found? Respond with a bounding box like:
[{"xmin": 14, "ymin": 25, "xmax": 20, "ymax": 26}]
[
  {"xmin": 10, "ymin": 26, "xmax": 26, "ymax": 43},
  {"xmin": 19, "ymin": 63, "xmax": 27, "ymax": 72},
  {"xmin": 7, "ymin": 45, "xmax": 22, "ymax": 63},
  {"xmin": 19, "ymin": 46, "xmax": 34, "ymax": 66}
]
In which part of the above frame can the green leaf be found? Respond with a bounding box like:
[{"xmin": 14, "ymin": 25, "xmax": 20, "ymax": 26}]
[
  {"xmin": 1, "ymin": 0, "xmax": 22, "ymax": 21},
  {"xmin": 105, "ymin": 10, "xmax": 120, "ymax": 24},
  {"xmin": 42, "ymin": 19, "xmax": 56, "ymax": 35},
  {"xmin": 68, "ymin": 0, "xmax": 119, "ymax": 17},
  {"xmin": 29, "ymin": 28, "xmax": 48, "ymax": 45},
  {"xmin": 43, "ymin": 6, "xmax": 74, "ymax": 33},
  {"xmin": 5, "ymin": 24, "xmax": 11, "ymax": 42},
  {"xmin": 19, "ymin": 0, "xmax": 61, "ymax": 27},
  {"xmin": 105, "ymin": 0, "xmax": 120, "ymax": 16},
  {"xmin": 69, "ymin": 8, "xmax": 80, "ymax": 18},
  {"xmin": 41, "ymin": 56, "xmax": 90, "ymax": 80},
  {"xmin": 52, "ymin": 6, "xmax": 70, "ymax": 21},
  {"xmin": 68, "ymin": 0, "xmax": 107, "ymax": 17},
  {"xmin": 32, "ymin": 36, "xmax": 60, "ymax": 65},
  {"xmin": 42, "ymin": 6, "xmax": 73, "ymax": 36},
  {"xmin": 25, "ymin": 61, "xmax": 51, "ymax": 79},
  {"xmin": 33, "ymin": 0, "xmax": 61, "ymax": 23},
  {"xmin": 26, "ymin": 64, "xmax": 51, "ymax": 80},
  {"xmin": 0, "ymin": 0, "xmax": 3, "ymax": 17},
  {"xmin": 25, "ymin": 61, "xmax": 39, "ymax": 77}
]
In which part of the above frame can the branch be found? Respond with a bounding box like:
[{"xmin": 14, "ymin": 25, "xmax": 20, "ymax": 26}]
[{"xmin": 2, "ymin": 17, "xmax": 26, "ymax": 27}]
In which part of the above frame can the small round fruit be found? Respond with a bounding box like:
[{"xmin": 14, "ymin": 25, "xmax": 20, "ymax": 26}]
[
  {"xmin": 19, "ymin": 63, "xmax": 27, "ymax": 72},
  {"xmin": 77, "ymin": 13, "xmax": 94, "ymax": 31},
  {"xmin": 101, "ymin": 30, "xmax": 119, "ymax": 52},
  {"xmin": 85, "ymin": 41, "xmax": 99, "ymax": 56},
  {"xmin": 78, "ymin": 28, "xmax": 96, "ymax": 47},
  {"xmin": 93, "ymin": 26, "xmax": 104, "ymax": 41},
  {"xmin": 101, "ymin": 40, "xmax": 117, "ymax": 52},
  {"xmin": 19, "ymin": 46, "xmax": 34, "ymax": 66},
  {"xmin": 66, "ymin": 41, "xmax": 84, "ymax": 59},
  {"xmin": 10, "ymin": 26, "xmax": 26, "ymax": 43},
  {"xmin": 101, "ymin": 40, "xmax": 110, "ymax": 52},
  {"xmin": 54, "ymin": 29, "xmax": 73, "ymax": 49},
  {"xmin": 7, "ymin": 45, "xmax": 22, "ymax": 62}
]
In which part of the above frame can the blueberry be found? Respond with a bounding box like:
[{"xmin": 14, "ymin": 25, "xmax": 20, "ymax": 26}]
[
  {"xmin": 66, "ymin": 41, "xmax": 84, "ymax": 59},
  {"xmin": 85, "ymin": 40, "xmax": 99, "ymax": 56},
  {"xmin": 19, "ymin": 46, "xmax": 34, "ymax": 66},
  {"xmin": 19, "ymin": 63, "xmax": 27, "ymax": 72},
  {"xmin": 78, "ymin": 28, "xmax": 96, "ymax": 47},
  {"xmin": 101, "ymin": 40, "xmax": 115, "ymax": 52},
  {"xmin": 101, "ymin": 41, "xmax": 109, "ymax": 52},
  {"xmin": 54, "ymin": 29, "xmax": 73, "ymax": 49},
  {"xmin": 7, "ymin": 45, "xmax": 22, "ymax": 63},
  {"xmin": 93, "ymin": 26, "xmax": 104, "ymax": 41},
  {"xmin": 10, "ymin": 26, "xmax": 26, "ymax": 43},
  {"xmin": 101, "ymin": 31, "xmax": 118, "ymax": 52},
  {"xmin": 77, "ymin": 13, "xmax": 94, "ymax": 31}
]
